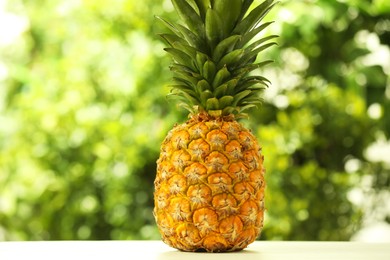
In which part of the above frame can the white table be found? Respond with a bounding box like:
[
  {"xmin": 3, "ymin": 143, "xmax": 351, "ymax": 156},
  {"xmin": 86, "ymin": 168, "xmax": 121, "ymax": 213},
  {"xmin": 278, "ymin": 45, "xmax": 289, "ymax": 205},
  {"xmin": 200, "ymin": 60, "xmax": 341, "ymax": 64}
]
[{"xmin": 0, "ymin": 240, "xmax": 389, "ymax": 260}]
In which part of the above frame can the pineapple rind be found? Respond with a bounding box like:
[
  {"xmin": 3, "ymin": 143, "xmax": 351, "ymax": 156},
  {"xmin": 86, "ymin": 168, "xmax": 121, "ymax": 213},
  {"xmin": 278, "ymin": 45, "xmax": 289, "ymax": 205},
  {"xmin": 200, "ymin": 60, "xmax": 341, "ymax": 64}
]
[{"xmin": 154, "ymin": 113, "xmax": 265, "ymax": 252}]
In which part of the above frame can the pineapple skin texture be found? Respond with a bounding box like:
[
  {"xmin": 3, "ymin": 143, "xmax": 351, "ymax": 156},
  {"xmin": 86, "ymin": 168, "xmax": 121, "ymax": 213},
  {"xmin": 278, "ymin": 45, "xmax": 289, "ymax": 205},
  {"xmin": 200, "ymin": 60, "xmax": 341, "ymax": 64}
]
[{"xmin": 154, "ymin": 114, "xmax": 265, "ymax": 252}]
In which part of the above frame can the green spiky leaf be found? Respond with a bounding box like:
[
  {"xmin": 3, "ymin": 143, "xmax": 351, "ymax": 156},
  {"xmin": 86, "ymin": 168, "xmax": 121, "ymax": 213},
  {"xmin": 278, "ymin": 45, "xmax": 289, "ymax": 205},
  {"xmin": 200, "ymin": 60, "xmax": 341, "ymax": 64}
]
[
  {"xmin": 202, "ymin": 60, "xmax": 216, "ymax": 83},
  {"xmin": 241, "ymin": 42, "xmax": 277, "ymax": 65},
  {"xmin": 197, "ymin": 79, "xmax": 212, "ymax": 92},
  {"xmin": 194, "ymin": 0, "xmax": 210, "ymax": 20},
  {"xmin": 169, "ymin": 63, "xmax": 197, "ymax": 75},
  {"xmin": 239, "ymin": 0, "xmax": 255, "ymax": 21},
  {"xmin": 213, "ymin": 83, "xmax": 227, "ymax": 98},
  {"xmin": 232, "ymin": 90, "xmax": 251, "ymax": 106},
  {"xmin": 246, "ymin": 35, "xmax": 279, "ymax": 52},
  {"xmin": 213, "ymin": 35, "xmax": 241, "ymax": 62},
  {"xmin": 172, "ymin": 41, "xmax": 198, "ymax": 59},
  {"xmin": 159, "ymin": 33, "xmax": 185, "ymax": 47},
  {"xmin": 213, "ymin": 0, "xmax": 242, "ymax": 36},
  {"xmin": 219, "ymin": 95, "xmax": 234, "ymax": 107},
  {"xmin": 205, "ymin": 8, "xmax": 223, "ymax": 49},
  {"xmin": 237, "ymin": 21, "xmax": 274, "ymax": 48},
  {"xmin": 164, "ymin": 48, "xmax": 194, "ymax": 69},
  {"xmin": 172, "ymin": 0, "xmax": 204, "ymax": 37},
  {"xmin": 201, "ymin": 90, "xmax": 214, "ymax": 102},
  {"xmin": 155, "ymin": 16, "xmax": 181, "ymax": 36},
  {"xmin": 212, "ymin": 66, "xmax": 231, "ymax": 88},
  {"xmin": 233, "ymin": 0, "xmax": 275, "ymax": 35},
  {"xmin": 217, "ymin": 49, "xmax": 244, "ymax": 69},
  {"xmin": 206, "ymin": 97, "xmax": 219, "ymax": 110},
  {"xmin": 176, "ymin": 23, "xmax": 204, "ymax": 50}
]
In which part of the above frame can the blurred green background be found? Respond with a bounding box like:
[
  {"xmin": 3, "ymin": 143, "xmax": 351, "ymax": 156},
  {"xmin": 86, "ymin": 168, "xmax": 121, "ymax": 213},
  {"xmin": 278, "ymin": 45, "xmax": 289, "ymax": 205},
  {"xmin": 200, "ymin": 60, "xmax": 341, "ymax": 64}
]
[{"xmin": 0, "ymin": 0, "xmax": 389, "ymax": 241}]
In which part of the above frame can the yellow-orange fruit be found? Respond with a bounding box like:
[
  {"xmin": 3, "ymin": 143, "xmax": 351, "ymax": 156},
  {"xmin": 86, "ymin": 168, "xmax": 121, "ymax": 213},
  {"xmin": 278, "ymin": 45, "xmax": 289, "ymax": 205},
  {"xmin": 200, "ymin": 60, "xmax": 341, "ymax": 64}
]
[{"xmin": 154, "ymin": 114, "xmax": 265, "ymax": 252}]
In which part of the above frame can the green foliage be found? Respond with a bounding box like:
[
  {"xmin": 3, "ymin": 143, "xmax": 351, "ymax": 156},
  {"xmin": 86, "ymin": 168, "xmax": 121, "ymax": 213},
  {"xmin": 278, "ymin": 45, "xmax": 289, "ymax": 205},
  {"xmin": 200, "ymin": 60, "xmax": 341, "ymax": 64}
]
[
  {"xmin": 1, "ymin": 0, "xmax": 389, "ymax": 241},
  {"xmin": 0, "ymin": 0, "xmax": 176, "ymax": 240},
  {"xmin": 251, "ymin": 0, "xmax": 390, "ymax": 240},
  {"xmin": 258, "ymin": 82, "xmax": 375, "ymax": 240},
  {"xmin": 159, "ymin": 0, "xmax": 277, "ymax": 116}
]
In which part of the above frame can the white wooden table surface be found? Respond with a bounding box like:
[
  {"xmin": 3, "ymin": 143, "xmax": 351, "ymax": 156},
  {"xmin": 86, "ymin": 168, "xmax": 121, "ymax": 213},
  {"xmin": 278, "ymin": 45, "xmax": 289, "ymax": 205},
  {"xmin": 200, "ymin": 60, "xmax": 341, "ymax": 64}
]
[{"xmin": 0, "ymin": 240, "xmax": 389, "ymax": 260}]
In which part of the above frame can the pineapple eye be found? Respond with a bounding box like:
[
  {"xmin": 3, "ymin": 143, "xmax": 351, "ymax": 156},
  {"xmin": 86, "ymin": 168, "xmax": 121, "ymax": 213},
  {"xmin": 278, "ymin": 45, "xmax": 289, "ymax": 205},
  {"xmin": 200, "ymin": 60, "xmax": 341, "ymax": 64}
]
[
  {"xmin": 168, "ymin": 175, "xmax": 187, "ymax": 195},
  {"xmin": 207, "ymin": 129, "xmax": 228, "ymax": 150},
  {"xmin": 225, "ymin": 140, "xmax": 243, "ymax": 159},
  {"xmin": 187, "ymin": 184, "xmax": 212, "ymax": 208},
  {"xmin": 205, "ymin": 151, "xmax": 228, "ymax": 172},
  {"xmin": 171, "ymin": 150, "xmax": 191, "ymax": 170},
  {"xmin": 171, "ymin": 130, "xmax": 190, "ymax": 149},
  {"xmin": 188, "ymin": 139, "xmax": 210, "ymax": 161}
]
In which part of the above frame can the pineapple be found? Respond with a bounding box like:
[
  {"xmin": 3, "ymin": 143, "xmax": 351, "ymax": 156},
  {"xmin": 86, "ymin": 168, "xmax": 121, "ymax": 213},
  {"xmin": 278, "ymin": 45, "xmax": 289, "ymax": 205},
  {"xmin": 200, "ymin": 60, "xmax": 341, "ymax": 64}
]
[{"xmin": 154, "ymin": 0, "xmax": 277, "ymax": 252}]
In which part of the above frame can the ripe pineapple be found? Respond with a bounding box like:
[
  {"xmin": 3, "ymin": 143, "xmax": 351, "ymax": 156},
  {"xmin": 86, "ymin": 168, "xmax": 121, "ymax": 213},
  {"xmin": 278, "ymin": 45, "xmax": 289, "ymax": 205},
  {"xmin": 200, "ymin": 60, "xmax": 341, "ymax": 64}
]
[{"xmin": 154, "ymin": 0, "xmax": 277, "ymax": 252}]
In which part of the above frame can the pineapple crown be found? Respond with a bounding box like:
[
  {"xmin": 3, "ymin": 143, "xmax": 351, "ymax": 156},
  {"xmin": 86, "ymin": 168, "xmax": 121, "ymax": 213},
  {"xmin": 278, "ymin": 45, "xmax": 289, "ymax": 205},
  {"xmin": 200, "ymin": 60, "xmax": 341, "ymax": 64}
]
[{"xmin": 158, "ymin": 0, "xmax": 278, "ymax": 118}]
